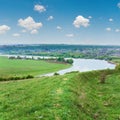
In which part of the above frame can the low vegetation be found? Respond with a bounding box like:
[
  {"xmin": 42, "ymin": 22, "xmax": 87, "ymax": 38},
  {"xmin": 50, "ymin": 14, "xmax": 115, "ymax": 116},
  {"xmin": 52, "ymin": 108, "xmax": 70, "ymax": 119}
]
[
  {"xmin": 0, "ymin": 67, "xmax": 120, "ymax": 119},
  {"xmin": 57, "ymin": 57, "xmax": 73, "ymax": 64},
  {"xmin": 110, "ymin": 57, "xmax": 120, "ymax": 64},
  {"xmin": 9, "ymin": 56, "xmax": 73, "ymax": 64},
  {"xmin": 0, "ymin": 75, "xmax": 34, "ymax": 81},
  {"xmin": 99, "ymin": 71, "xmax": 107, "ymax": 84},
  {"xmin": 0, "ymin": 55, "xmax": 120, "ymax": 119},
  {"xmin": 54, "ymin": 72, "xmax": 59, "ymax": 76}
]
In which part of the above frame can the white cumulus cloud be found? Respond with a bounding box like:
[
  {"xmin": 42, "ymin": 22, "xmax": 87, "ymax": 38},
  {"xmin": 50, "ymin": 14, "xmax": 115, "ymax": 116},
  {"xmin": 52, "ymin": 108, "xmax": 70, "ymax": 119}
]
[
  {"xmin": 109, "ymin": 18, "xmax": 113, "ymax": 22},
  {"xmin": 88, "ymin": 16, "xmax": 92, "ymax": 19},
  {"xmin": 0, "ymin": 25, "xmax": 10, "ymax": 34},
  {"xmin": 115, "ymin": 29, "xmax": 120, "ymax": 32},
  {"xmin": 12, "ymin": 33, "xmax": 20, "ymax": 37},
  {"xmin": 66, "ymin": 34, "xmax": 74, "ymax": 37},
  {"xmin": 31, "ymin": 29, "xmax": 38, "ymax": 34},
  {"xmin": 34, "ymin": 4, "xmax": 46, "ymax": 13},
  {"xmin": 47, "ymin": 16, "xmax": 54, "ymax": 21},
  {"xmin": 106, "ymin": 27, "xmax": 111, "ymax": 31},
  {"xmin": 18, "ymin": 16, "xmax": 43, "ymax": 32},
  {"xmin": 56, "ymin": 26, "xmax": 62, "ymax": 30},
  {"xmin": 21, "ymin": 29, "xmax": 27, "ymax": 33},
  {"xmin": 117, "ymin": 3, "xmax": 120, "ymax": 8},
  {"xmin": 73, "ymin": 15, "xmax": 90, "ymax": 28}
]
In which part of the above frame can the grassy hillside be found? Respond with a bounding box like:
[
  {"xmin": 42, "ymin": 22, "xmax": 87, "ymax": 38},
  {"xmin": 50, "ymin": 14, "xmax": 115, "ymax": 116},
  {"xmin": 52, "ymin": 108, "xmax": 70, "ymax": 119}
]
[
  {"xmin": 0, "ymin": 73, "xmax": 77, "ymax": 120},
  {"xmin": 0, "ymin": 57, "xmax": 70, "ymax": 78},
  {"xmin": 0, "ymin": 69, "xmax": 120, "ymax": 120},
  {"xmin": 73, "ymin": 70, "xmax": 120, "ymax": 120}
]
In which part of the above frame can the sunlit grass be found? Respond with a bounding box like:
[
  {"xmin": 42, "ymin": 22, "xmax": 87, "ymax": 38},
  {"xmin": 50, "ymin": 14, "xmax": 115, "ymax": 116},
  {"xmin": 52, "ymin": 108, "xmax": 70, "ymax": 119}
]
[
  {"xmin": 0, "ymin": 70, "xmax": 120, "ymax": 119},
  {"xmin": 0, "ymin": 56, "xmax": 70, "ymax": 78}
]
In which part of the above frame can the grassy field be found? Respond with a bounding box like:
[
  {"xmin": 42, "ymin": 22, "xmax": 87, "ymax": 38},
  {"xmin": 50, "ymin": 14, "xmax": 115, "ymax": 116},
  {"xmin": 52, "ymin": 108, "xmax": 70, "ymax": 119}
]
[
  {"xmin": 0, "ymin": 57, "xmax": 70, "ymax": 78},
  {"xmin": 0, "ymin": 69, "xmax": 120, "ymax": 120},
  {"xmin": 111, "ymin": 57, "xmax": 120, "ymax": 64}
]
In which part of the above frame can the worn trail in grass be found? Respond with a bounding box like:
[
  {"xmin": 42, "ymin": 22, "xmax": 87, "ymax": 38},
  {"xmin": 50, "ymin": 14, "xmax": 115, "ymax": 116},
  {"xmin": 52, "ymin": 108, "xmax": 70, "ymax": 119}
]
[
  {"xmin": 0, "ymin": 69, "xmax": 120, "ymax": 120},
  {"xmin": 0, "ymin": 73, "xmax": 78, "ymax": 120}
]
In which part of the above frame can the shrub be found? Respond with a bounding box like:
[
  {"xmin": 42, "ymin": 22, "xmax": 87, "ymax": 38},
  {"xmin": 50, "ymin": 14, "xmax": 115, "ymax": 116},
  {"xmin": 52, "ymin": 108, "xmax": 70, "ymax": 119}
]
[
  {"xmin": 0, "ymin": 77, "xmax": 4, "ymax": 81},
  {"xmin": 0, "ymin": 75, "xmax": 34, "ymax": 81},
  {"xmin": 115, "ymin": 64, "xmax": 120, "ymax": 71},
  {"xmin": 16, "ymin": 56, "xmax": 22, "ymax": 59},
  {"xmin": 9, "ymin": 56, "xmax": 16, "ymax": 59},
  {"xmin": 57, "ymin": 57, "xmax": 65, "ymax": 62},
  {"xmin": 25, "ymin": 75, "xmax": 34, "ymax": 79},
  {"xmin": 54, "ymin": 73, "xmax": 59, "ymax": 76},
  {"xmin": 66, "ymin": 59, "xmax": 73, "ymax": 64},
  {"xmin": 99, "ymin": 71, "xmax": 107, "ymax": 84}
]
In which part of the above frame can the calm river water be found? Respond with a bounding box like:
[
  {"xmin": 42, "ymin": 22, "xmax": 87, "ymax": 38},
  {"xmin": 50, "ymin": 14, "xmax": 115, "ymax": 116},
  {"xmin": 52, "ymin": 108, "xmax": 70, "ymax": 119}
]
[{"xmin": 40, "ymin": 58, "xmax": 115, "ymax": 77}]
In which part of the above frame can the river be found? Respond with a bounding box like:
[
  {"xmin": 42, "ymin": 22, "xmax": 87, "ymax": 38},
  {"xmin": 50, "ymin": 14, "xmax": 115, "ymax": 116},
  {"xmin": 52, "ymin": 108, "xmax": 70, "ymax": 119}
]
[
  {"xmin": 39, "ymin": 58, "xmax": 115, "ymax": 77},
  {"xmin": 0, "ymin": 54, "xmax": 116, "ymax": 77}
]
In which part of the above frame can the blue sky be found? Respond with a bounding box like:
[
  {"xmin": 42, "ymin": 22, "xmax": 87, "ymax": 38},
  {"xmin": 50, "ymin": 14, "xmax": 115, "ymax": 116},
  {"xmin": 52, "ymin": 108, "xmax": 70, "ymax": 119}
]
[{"xmin": 0, "ymin": 0, "xmax": 120, "ymax": 45}]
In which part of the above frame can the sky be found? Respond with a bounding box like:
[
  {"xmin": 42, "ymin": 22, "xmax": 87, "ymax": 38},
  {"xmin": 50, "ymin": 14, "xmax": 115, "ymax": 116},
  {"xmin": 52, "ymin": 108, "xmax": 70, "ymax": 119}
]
[{"xmin": 0, "ymin": 0, "xmax": 120, "ymax": 45}]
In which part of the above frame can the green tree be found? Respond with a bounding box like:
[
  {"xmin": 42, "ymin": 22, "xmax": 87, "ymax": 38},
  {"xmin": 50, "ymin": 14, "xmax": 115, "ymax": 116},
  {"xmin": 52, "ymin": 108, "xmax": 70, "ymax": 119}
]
[{"xmin": 66, "ymin": 59, "xmax": 73, "ymax": 64}]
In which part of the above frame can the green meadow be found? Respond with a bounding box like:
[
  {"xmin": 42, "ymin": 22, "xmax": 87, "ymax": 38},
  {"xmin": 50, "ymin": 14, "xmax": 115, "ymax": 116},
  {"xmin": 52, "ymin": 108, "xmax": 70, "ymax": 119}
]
[
  {"xmin": 0, "ymin": 56, "xmax": 120, "ymax": 120},
  {"xmin": 0, "ymin": 69, "xmax": 120, "ymax": 119},
  {"xmin": 111, "ymin": 57, "xmax": 120, "ymax": 64},
  {"xmin": 0, "ymin": 57, "xmax": 70, "ymax": 78}
]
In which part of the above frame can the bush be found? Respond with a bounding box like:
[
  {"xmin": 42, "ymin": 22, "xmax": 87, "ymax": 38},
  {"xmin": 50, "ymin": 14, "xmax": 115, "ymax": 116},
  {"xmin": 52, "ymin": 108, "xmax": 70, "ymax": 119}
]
[
  {"xmin": 25, "ymin": 75, "xmax": 34, "ymax": 79},
  {"xmin": 115, "ymin": 64, "xmax": 120, "ymax": 71},
  {"xmin": 66, "ymin": 59, "xmax": 73, "ymax": 64},
  {"xmin": 99, "ymin": 72, "xmax": 107, "ymax": 84},
  {"xmin": 0, "ymin": 77, "xmax": 4, "ymax": 81},
  {"xmin": 57, "ymin": 57, "xmax": 65, "ymax": 62},
  {"xmin": 54, "ymin": 73, "xmax": 59, "ymax": 76},
  {"xmin": 0, "ymin": 75, "xmax": 34, "ymax": 81},
  {"xmin": 16, "ymin": 56, "xmax": 22, "ymax": 59}
]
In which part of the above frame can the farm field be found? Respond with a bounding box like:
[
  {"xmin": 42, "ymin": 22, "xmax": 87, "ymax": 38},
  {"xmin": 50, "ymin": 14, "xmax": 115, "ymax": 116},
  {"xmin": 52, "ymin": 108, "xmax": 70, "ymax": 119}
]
[{"xmin": 0, "ymin": 57, "xmax": 70, "ymax": 78}]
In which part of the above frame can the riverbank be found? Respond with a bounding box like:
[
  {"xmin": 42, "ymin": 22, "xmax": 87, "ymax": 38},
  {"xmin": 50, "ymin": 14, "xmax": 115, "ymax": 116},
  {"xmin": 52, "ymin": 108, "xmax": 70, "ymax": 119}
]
[
  {"xmin": 0, "ymin": 55, "xmax": 116, "ymax": 78},
  {"xmin": 38, "ymin": 58, "xmax": 116, "ymax": 77}
]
